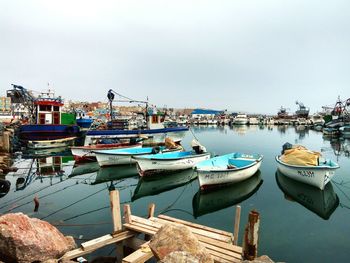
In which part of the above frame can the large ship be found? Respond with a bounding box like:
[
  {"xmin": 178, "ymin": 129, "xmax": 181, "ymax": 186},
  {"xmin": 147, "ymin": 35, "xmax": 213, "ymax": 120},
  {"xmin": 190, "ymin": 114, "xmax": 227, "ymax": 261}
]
[{"xmin": 295, "ymin": 101, "xmax": 310, "ymax": 118}]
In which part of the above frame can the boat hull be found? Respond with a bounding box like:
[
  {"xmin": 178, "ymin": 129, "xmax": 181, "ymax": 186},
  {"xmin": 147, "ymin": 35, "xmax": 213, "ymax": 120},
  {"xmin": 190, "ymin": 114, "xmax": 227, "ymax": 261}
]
[
  {"xmin": 84, "ymin": 127, "xmax": 188, "ymax": 146},
  {"xmin": 195, "ymin": 153, "xmax": 263, "ymax": 190},
  {"xmin": 135, "ymin": 152, "xmax": 211, "ymax": 177},
  {"xmin": 70, "ymin": 143, "xmax": 142, "ymax": 162},
  {"xmin": 27, "ymin": 137, "xmax": 76, "ymax": 149},
  {"xmin": 275, "ymin": 156, "xmax": 339, "ymax": 190},
  {"xmin": 19, "ymin": 124, "xmax": 80, "ymax": 141},
  {"xmin": 95, "ymin": 147, "xmax": 183, "ymax": 167}
]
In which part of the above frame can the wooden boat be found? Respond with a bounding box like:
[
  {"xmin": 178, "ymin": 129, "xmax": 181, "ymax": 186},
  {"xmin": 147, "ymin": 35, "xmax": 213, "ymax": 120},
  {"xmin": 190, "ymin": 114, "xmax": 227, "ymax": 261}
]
[
  {"xmin": 192, "ymin": 172, "xmax": 263, "ymax": 218},
  {"xmin": 94, "ymin": 145, "xmax": 183, "ymax": 167},
  {"xmin": 133, "ymin": 151, "xmax": 211, "ymax": 177},
  {"xmin": 194, "ymin": 152, "xmax": 263, "ymax": 190},
  {"xmin": 27, "ymin": 136, "xmax": 76, "ymax": 149},
  {"xmin": 275, "ymin": 153, "xmax": 339, "ymax": 190},
  {"xmin": 132, "ymin": 169, "xmax": 197, "ymax": 201},
  {"xmin": 275, "ymin": 171, "xmax": 339, "ymax": 220},
  {"xmin": 70, "ymin": 142, "xmax": 142, "ymax": 162}
]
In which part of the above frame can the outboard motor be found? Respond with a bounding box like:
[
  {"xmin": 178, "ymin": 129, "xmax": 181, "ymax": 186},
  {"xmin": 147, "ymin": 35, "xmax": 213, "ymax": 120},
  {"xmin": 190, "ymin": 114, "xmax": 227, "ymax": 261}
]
[
  {"xmin": 191, "ymin": 139, "xmax": 207, "ymax": 154},
  {"xmin": 151, "ymin": 146, "xmax": 161, "ymax": 154},
  {"xmin": 281, "ymin": 142, "xmax": 293, "ymax": 154}
]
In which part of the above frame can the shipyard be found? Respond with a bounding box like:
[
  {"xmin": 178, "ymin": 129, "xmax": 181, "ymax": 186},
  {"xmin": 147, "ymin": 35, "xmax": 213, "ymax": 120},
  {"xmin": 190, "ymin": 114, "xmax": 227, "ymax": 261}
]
[{"xmin": 1, "ymin": 1, "xmax": 350, "ymax": 263}]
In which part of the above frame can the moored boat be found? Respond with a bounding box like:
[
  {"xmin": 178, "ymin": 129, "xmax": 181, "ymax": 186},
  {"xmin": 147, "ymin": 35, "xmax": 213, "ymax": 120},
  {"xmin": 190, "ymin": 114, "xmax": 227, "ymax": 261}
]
[
  {"xmin": 94, "ymin": 145, "xmax": 183, "ymax": 167},
  {"xmin": 27, "ymin": 136, "xmax": 76, "ymax": 149},
  {"xmin": 194, "ymin": 152, "xmax": 263, "ymax": 190},
  {"xmin": 71, "ymin": 142, "xmax": 142, "ymax": 162},
  {"xmin": 275, "ymin": 144, "xmax": 339, "ymax": 190},
  {"xmin": 133, "ymin": 150, "xmax": 211, "ymax": 177}
]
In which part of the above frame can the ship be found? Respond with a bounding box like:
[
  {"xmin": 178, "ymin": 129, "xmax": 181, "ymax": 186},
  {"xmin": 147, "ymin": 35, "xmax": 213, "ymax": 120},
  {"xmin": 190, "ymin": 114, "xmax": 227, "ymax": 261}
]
[{"xmin": 295, "ymin": 101, "xmax": 310, "ymax": 118}]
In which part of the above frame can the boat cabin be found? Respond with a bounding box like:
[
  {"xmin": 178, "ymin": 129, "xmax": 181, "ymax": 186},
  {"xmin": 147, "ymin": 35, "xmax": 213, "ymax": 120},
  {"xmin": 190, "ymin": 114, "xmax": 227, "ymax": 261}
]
[{"xmin": 35, "ymin": 95, "xmax": 63, "ymax": 125}]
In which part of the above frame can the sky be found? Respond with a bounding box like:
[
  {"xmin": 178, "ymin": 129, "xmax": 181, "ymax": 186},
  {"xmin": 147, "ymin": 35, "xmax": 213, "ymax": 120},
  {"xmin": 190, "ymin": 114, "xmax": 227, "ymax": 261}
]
[{"xmin": 0, "ymin": 0, "xmax": 349, "ymax": 114}]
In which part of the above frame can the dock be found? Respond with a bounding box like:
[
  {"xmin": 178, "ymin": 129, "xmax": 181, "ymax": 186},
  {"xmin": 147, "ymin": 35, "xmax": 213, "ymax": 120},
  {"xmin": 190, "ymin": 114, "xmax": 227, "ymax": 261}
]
[{"xmin": 60, "ymin": 190, "xmax": 260, "ymax": 262}]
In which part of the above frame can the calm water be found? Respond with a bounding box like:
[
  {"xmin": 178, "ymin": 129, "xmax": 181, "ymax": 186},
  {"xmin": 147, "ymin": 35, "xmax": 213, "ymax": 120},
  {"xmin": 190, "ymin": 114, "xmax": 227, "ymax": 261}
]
[{"xmin": 1, "ymin": 125, "xmax": 350, "ymax": 263}]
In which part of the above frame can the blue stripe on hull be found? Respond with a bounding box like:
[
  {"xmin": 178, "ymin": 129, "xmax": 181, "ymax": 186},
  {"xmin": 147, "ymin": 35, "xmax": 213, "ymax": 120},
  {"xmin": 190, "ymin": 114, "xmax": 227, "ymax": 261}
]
[{"xmin": 86, "ymin": 126, "xmax": 189, "ymax": 136}]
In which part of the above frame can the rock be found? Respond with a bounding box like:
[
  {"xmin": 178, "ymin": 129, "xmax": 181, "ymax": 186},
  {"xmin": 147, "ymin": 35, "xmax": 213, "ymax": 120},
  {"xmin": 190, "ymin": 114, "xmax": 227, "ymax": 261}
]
[
  {"xmin": 160, "ymin": 251, "xmax": 200, "ymax": 263},
  {"xmin": 149, "ymin": 224, "xmax": 213, "ymax": 263},
  {"xmin": 0, "ymin": 213, "xmax": 76, "ymax": 263},
  {"xmin": 242, "ymin": 255, "xmax": 276, "ymax": 263}
]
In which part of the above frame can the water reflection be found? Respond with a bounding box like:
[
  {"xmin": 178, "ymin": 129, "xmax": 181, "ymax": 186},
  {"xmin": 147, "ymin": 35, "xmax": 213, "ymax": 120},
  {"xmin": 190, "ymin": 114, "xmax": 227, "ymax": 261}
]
[
  {"xmin": 192, "ymin": 172, "xmax": 263, "ymax": 218},
  {"xmin": 132, "ymin": 169, "xmax": 197, "ymax": 201},
  {"xmin": 275, "ymin": 171, "xmax": 339, "ymax": 220},
  {"xmin": 322, "ymin": 137, "xmax": 350, "ymax": 158},
  {"xmin": 0, "ymin": 178, "xmax": 11, "ymax": 198},
  {"xmin": 294, "ymin": 126, "xmax": 309, "ymax": 140},
  {"xmin": 69, "ymin": 162, "xmax": 100, "ymax": 178},
  {"xmin": 93, "ymin": 165, "xmax": 138, "ymax": 185}
]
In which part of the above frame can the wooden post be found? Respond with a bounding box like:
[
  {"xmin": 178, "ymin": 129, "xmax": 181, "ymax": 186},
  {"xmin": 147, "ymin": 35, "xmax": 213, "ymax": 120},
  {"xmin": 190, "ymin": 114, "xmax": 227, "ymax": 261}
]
[
  {"xmin": 110, "ymin": 189, "xmax": 122, "ymax": 233},
  {"xmin": 148, "ymin": 203, "xmax": 155, "ymax": 218},
  {"xmin": 2, "ymin": 132, "xmax": 10, "ymax": 153},
  {"xmin": 233, "ymin": 205, "xmax": 241, "ymax": 245},
  {"xmin": 124, "ymin": 204, "xmax": 132, "ymax": 224},
  {"xmin": 242, "ymin": 210, "xmax": 260, "ymax": 260},
  {"xmin": 34, "ymin": 195, "xmax": 40, "ymax": 212}
]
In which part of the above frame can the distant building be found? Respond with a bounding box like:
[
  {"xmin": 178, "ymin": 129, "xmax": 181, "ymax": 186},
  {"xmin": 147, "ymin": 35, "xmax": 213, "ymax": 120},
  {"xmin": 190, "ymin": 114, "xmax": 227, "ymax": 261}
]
[{"xmin": 191, "ymin": 109, "xmax": 222, "ymax": 119}]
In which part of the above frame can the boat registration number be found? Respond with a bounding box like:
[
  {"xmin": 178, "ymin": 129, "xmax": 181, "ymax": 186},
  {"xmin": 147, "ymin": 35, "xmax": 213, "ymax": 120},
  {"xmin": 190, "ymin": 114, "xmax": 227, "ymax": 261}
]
[{"xmin": 297, "ymin": 170, "xmax": 314, "ymax": 177}]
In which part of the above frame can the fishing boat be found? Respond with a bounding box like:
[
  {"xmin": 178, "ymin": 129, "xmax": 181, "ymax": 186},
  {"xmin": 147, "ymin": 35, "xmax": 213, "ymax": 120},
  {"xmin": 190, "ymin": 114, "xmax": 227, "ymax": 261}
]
[
  {"xmin": 295, "ymin": 101, "xmax": 310, "ymax": 118},
  {"xmin": 194, "ymin": 152, "xmax": 263, "ymax": 190},
  {"xmin": 132, "ymin": 169, "xmax": 197, "ymax": 201},
  {"xmin": 275, "ymin": 171, "xmax": 339, "ymax": 220},
  {"xmin": 275, "ymin": 144, "xmax": 340, "ymax": 190},
  {"xmin": 27, "ymin": 136, "xmax": 76, "ymax": 149},
  {"xmin": 134, "ymin": 151, "xmax": 210, "ymax": 177},
  {"xmin": 70, "ymin": 142, "xmax": 143, "ymax": 162},
  {"xmin": 7, "ymin": 85, "xmax": 80, "ymax": 141},
  {"xmin": 192, "ymin": 172, "xmax": 263, "ymax": 218},
  {"xmin": 94, "ymin": 145, "xmax": 183, "ymax": 167},
  {"xmin": 83, "ymin": 89, "xmax": 188, "ymax": 146},
  {"xmin": 133, "ymin": 140, "xmax": 210, "ymax": 177}
]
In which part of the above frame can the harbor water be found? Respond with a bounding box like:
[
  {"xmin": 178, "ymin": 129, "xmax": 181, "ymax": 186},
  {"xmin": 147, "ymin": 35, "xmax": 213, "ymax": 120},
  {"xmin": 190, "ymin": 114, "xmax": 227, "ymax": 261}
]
[{"xmin": 1, "ymin": 125, "xmax": 350, "ymax": 262}]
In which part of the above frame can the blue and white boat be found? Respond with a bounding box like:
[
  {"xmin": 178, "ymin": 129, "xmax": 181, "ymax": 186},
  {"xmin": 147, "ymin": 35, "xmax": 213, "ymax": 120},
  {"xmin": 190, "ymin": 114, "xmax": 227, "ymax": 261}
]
[
  {"xmin": 133, "ymin": 150, "xmax": 211, "ymax": 177},
  {"xmin": 194, "ymin": 152, "xmax": 263, "ymax": 190},
  {"xmin": 94, "ymin": 145, "xmax": 183, "ymax": 167}
]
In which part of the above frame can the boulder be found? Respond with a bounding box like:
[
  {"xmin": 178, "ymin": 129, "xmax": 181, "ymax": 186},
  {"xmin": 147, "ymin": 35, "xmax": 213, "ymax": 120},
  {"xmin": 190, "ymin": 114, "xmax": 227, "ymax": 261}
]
[
  {"xmin": 0, "ymin": 213, "xmax": 76, "ymax": 263},
  {"xmin": 160, "ymin": 251, "xmax": 200, "ymax": 263},
  {"xmin": 149, "ymin": 224, "xmax": 213, "ymax": 263}
]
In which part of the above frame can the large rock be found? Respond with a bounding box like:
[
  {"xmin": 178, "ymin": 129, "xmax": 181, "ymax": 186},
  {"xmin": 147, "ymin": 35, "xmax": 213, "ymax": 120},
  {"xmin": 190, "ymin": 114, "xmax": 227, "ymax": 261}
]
[
  {"xmin": 242, "ymin": 255, "xmax": 276, "ymax": 263},
  {"xmin": 160, "ymin": 251, "xmax": 200, "ymax": 263},
  {"xmin": 149, "ymin": 224, "xmax": 213, "ymax": 263},
  {"xmin": 0, "ymin": 213, "xmax": 76, "ymax": 263}
]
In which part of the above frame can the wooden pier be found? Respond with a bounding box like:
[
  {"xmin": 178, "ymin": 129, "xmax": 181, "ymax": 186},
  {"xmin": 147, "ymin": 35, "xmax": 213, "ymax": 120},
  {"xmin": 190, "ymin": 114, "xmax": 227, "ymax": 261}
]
[{"xmin": 60, "ymin": 190, "xmax": 260, "ymax": 262}]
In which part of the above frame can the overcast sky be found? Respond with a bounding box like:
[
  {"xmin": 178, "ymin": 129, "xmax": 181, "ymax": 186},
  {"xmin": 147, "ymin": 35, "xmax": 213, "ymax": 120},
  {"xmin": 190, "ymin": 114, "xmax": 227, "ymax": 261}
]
[{"xmin": 1, "ymin": 0, "xmax": 349, "ymax": 114}]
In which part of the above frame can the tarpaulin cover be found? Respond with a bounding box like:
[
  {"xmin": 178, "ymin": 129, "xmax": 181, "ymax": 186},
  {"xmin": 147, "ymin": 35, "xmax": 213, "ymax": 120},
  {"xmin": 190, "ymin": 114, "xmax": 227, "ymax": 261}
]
[{"xmin": 280, "ymin": 145, "xmax": 321, "ymax": 166}]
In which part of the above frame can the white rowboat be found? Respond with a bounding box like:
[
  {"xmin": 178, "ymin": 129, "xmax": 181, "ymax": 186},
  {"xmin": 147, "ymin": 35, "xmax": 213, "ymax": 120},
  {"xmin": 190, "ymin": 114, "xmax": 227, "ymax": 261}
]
[
  {"xmin": 194, "ymin": 152, "xmax": 263, "ymax": 190},
  {"xmin": 133, "ymin": 151, "xmax": 211, "ymax": 177},
  {"xmin": 275, "ymin": 155, "xmax": 339, "ymax": 190}
]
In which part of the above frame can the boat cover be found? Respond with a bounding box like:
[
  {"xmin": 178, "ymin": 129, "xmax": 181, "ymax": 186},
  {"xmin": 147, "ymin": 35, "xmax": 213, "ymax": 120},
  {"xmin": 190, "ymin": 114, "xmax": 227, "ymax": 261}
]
[{"xmin": 280, "ymin": 145, "xmax": 321, "ymax": 166}]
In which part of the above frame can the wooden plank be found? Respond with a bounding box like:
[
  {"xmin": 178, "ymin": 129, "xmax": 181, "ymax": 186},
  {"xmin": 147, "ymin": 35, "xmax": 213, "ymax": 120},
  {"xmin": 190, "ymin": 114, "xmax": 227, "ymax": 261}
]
[
  {"xmin": 122, "ymin": 248, "xmax": 153, "ymax": 263},
  {"xmin": 233, "ymin": 205, "xmax": 241, "ymax": 246},
  {"xmin": 124, "ymin": 204, "xmax": 132, "ymax": 224},
  {"xmin": 205, "ymin": 247, "xmax": 239, "ymax": 262},
  {"xmin": 124, "ymin": 223, "xmax": 157, "ymax": 236},
  {"xmin": 131, "ymin": 215, "xmax": 163, "ymax": 229},
  {"xmin": 61, "ymin": 231, "xmax": 135, "ymax": 260},
  {"xmin": 81, "ymin": 234, "xmax": 113, "ymax": 250},
  {"xmin": 129, "ymin": 221, "xmax": 160, "ymax": 234},
  {"xmin": 158, "ymin": 214, "xmax": 233, "ymax": 239},
  {"xmin": 196, "ymin": 235, "xmax": 242, "ymax": 254},
  {"xmin": 199, "ymin": 240, "xmax": 242, "ymax": 259},
  {"xmin": 110, "ymin": 190, "xmax": 122, "ymax": 232},
  {"xmin": 152, "ymin": 217, "xmax": 232, "ymax": 243},
  {"xmin": 148, "ymin": 203, "xmax": 155, "ymax": 218}
]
